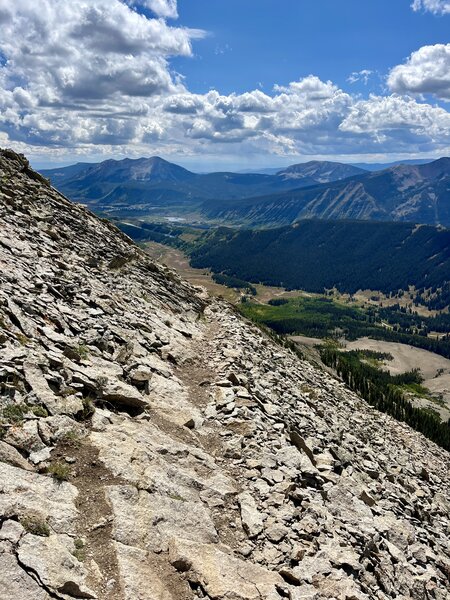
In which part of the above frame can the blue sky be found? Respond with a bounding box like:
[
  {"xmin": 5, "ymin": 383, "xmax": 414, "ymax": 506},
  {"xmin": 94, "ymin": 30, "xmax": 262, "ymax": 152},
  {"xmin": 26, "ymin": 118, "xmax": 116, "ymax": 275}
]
[
  {"xmin": 0, "ymin": 0, "xmax": 449, "ymax": 170},
  {"xmin": 173, "ymin": 0, "xmax": 449, "ymax": 100}
]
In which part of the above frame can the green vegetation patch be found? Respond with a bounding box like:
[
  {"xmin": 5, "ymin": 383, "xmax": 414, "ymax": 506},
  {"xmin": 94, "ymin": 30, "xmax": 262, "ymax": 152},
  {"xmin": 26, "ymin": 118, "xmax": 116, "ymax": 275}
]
[
  {"xmin": 239, "ymin": 296, "xmax": 372, "ymax": 339},
  {"xmin": 20, "ymin": 515, "xmax": 51, "ymax": 537},
  {"xmin": 1, "ymin": 403, "xmax": 28, "ymax": 423},
  {"xmin": 47, "ymin": 462, "xmax": 71, "ymax": 483},
  {"xmin": 188, "ymin": 221, "xmax": 450, "ymax": 311},
  {"xmin": 240, "ymin": 296, "xmax": 450, "ymax": 359},
  {"xmin": 72, "ymin": 538, "xmax": 86, "ymax": 562}
]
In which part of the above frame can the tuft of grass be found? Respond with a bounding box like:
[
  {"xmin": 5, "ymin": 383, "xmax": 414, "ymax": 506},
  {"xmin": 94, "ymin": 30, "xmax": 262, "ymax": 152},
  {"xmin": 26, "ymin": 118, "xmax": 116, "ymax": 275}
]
[
  {"xmin": 108, "ymin": 254, "xmax": 133, "ymax": 269},
  {"xmin": 16, "ymin": 333, "xmax": 31, "ymax": 346},
  {"xmin": 72, "ymin": 538, "xmax": 86, "ymax": 562},
  {"xmin": 60, "ymin": 387, "xmax": 77, "ymax": 398},
  {"xmin": 20, "ymin": 515, "xmax": 51, "ymax": 537},
  {"xmin": 47, "ymin": 462, "xmax": 71, "ymax": 483},
  {"xmin": 167, "ymin": 492, "xmax": 187, "ymax": 502},
  {"xmin": 300, "ymin": 384, "xmax": 319, "ymax": 400},
  {"xmin": 74, "ymin": 344, "xmax": 90, "ymax": 360},
  {"xmin": 61, "ymin": 430, "xmax": 82, "ymax": 448}
]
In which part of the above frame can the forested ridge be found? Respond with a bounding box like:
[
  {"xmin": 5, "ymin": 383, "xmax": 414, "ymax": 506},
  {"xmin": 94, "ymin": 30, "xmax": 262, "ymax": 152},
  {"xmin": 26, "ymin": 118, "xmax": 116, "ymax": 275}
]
[{"xmin": 189, "ymin": 220, "xmax": 450, "ymax": 307}]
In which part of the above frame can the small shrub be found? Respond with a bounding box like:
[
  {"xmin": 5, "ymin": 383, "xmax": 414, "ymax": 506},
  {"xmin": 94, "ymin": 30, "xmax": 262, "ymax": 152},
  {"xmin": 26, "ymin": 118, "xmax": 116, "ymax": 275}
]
[
  {"xmin": 31, "ymin": 405, "xmax": 48, "ymax": 418},
  {"xmin": 20, "ymin": 515, "xmax": 50, "ymax": 537},
  {"xmin": 47, "ymin": 462, "xmax": 71, "ymax": 483}
]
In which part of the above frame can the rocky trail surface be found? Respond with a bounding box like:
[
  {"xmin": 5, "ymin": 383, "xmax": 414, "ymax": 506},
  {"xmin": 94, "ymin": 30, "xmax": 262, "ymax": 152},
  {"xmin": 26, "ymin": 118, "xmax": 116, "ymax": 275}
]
[{"xmin": 0, "ymin": 149, "xmax": 449, "ymax": 600}]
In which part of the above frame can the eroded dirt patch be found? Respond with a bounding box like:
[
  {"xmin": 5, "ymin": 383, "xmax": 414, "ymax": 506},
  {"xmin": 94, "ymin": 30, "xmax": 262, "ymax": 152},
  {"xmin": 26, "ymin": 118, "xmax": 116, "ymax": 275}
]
[{"xmin": 48, "ymin": 438, "xmax": 127, "ymax": 600}]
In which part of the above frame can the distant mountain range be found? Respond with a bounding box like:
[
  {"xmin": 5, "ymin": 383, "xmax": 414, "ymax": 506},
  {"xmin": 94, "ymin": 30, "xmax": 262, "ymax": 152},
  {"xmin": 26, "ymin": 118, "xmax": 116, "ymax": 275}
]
[
  {"xmin": 203, "ymin": 158, "xmax": 450, "ymax": 227},
  {"xmin": 41, "ymin": 156, "xmax": 450, "ymax": 227},
  {"xmin": 238, "ymin": 158, "xmax": 435, "ymax": 174},
  {"xmin": 351, "ymin": 158, "xmax": 436, "ymax": 172},
  {"xmin": 42, "ymin": 157, "xmax": 363, "ymax": 216},
  {"xmin": 277, "ymin": 161, "xmax": 365, "ymax": 183}
]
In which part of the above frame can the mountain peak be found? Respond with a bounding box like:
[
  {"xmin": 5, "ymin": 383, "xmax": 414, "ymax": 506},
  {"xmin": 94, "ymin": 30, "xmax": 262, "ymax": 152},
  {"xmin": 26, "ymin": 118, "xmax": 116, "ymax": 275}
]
[{"xmin": 277, "ymin": 160, "xmax": 367, "ymax": 184}]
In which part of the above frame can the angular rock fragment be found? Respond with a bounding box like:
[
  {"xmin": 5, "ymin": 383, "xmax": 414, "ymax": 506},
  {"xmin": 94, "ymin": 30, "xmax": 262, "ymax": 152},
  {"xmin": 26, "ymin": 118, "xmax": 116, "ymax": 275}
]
[{"xmin": 238, "ymin": 491, "xmax": 265, "ymax": 538}]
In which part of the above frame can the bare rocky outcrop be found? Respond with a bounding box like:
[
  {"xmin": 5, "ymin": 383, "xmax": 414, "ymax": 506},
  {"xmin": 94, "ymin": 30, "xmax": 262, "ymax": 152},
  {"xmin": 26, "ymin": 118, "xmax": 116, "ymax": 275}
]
[{"xmin": 0, "ymin": 148, "xmax": 449, "ymax": 600}]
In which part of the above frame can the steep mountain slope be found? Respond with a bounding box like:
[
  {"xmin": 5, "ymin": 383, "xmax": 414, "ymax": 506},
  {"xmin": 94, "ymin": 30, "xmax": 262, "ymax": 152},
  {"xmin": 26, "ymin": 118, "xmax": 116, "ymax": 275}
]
[
  {"xmin": 277, "ymin": 160, "xmax": 366, "ymax": 183},
  {"xmin": 40, "ymin": 157, "xmax": 368, "ymax": 218},
  {"xmin": 0, "ymin": 149, "xmax": 449, "ymax": 600},
  {"xmin": 202, "ymin": 158, "xmax": 450, "ymax": 227}
]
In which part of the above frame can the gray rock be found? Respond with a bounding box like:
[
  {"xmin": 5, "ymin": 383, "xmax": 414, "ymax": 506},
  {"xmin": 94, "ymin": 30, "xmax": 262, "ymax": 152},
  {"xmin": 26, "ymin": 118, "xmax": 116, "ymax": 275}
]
[
  {"xmin": 238, "ymin": 491, "xmax": 265, "ymax": 538},
  {"xmin": 4, "ymin": 419, "xmax": 46, "ymax": 455},
  {"xmin": 0, "ymin": 519, "xmax": 25, "ymax": 543},
  {"xmin": 101, "ymin": 379, "xmax": 147, "ymax": 411},
  {"xmin": 18, "ymin": 534, "xmax": 97, "ymax": 599},
  {"xmin": 265, "ymin": 523, "xmax": 288, "ymax": 543},
  {"xmin": 0, "ymin": 440, "xmax": 33, "ymax": 470},
  {"xmin": 169, "ymin": 538, "xmax": 284, "ymax": 600},
  {"xmin": 0, "ymin": 550, "xmax": 50, "ymax": 600},
  {"xmin": 29, "ymin": 447, "xmax": 52, "ymax": 465}
]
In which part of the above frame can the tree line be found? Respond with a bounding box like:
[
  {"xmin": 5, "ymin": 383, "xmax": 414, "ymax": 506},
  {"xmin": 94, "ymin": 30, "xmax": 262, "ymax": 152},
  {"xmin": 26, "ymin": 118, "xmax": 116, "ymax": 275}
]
[{"xmin": 319, "ymin": 346, "xmax": 450, "ymax": 451}]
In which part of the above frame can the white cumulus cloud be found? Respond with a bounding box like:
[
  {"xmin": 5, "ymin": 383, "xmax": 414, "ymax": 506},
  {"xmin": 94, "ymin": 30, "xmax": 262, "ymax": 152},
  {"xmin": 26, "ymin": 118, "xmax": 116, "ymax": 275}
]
[
  {"xmin": 388, "ymin": 44, "xmax": 450, "ymax": 100},
  {"xmin": 129, "ymin": 0, "xmax": 178, "ymax": 19},
  {"xmin": 0, "ymin": 2, "xmax": 449, "ymax": 164},
  {"xmin": 411, "ymin": 0, "xmax": 450, "ymax": 14}
]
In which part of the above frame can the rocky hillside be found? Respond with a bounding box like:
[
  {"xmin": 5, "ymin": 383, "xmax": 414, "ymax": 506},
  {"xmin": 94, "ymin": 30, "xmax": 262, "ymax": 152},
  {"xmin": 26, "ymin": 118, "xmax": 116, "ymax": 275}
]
[{"xmin": 0, "ymin": 148, "xmax": 449, "ymax": 600}]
